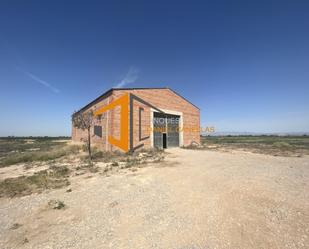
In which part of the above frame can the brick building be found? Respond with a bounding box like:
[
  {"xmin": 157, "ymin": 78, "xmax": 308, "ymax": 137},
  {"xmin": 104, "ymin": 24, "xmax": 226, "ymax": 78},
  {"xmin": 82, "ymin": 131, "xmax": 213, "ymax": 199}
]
[{"xmin": 72, "ymin": 88, "xmax": 200, "ymax": 152}]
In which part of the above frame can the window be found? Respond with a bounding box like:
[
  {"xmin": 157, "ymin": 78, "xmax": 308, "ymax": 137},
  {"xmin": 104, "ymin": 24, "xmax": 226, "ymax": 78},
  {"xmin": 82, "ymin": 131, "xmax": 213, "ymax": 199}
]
[
  {"xmin": 94, "ymin": 125, "xmax": 102, "ymax": 137},
  {"xmin": 97, "ymin": 114, "xmax": 102, "ymax": 121}
]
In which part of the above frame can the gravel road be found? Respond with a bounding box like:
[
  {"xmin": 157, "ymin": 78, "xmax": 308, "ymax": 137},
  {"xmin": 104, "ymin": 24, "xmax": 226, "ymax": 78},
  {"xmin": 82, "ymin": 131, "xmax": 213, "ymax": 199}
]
[{"xmin": 0, "ymin": 148, "xmax": 308, "ymax": 249}]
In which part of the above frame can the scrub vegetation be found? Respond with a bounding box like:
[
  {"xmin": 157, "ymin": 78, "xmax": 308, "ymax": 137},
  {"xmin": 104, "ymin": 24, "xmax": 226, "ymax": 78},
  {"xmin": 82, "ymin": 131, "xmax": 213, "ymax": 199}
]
[
  {"xmin": 0, "ymin": 166, "xmax": 70, "ymax": 198},
  {"xmin": 200, "ymin": 135, "xmax": 309, "ymax": 157},
  {"xmin": 1, "ymin": 148, "xmax": 308, "ymax": 249},
  {"xmin": 0, "ymin": 137, "xmax": 164, "ymax": 198},
  {"xmin": 0, "ymin": 137, "xmax": 75, "ymax": 167}
]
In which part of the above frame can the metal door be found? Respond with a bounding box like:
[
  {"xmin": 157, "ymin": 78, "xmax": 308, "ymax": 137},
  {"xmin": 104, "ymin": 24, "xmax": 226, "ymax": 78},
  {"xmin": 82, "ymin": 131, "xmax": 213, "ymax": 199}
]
[
  {"xmin": 153, "ymin": 112, "xmax": 180, "ymax": 148},
  {"xmin": 153, "ymin": 112, "xmax": 166, "ymax": 148},
  {"xmin": 166, "ymin": 114, "xmax": 180, "ymax": 147}
]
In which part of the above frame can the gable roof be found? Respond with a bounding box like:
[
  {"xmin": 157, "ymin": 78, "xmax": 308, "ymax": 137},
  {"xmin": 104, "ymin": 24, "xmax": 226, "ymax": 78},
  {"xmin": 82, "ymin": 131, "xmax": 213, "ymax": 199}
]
[{"xmin": 75, "ymin": 87, "xmax": 199, "ymax": 114}]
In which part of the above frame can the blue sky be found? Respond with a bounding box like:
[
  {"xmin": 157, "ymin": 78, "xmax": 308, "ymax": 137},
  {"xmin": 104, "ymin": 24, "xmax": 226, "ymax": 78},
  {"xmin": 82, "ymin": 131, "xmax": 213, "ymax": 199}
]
[{"xmin": 0, "ymin": 0, "xmax": 308, "ymax": 136}]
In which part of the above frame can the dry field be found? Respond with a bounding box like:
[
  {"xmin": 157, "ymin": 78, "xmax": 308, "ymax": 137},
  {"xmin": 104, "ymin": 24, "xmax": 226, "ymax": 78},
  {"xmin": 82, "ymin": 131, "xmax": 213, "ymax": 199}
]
[
  {"xmin": 0, "ymin": 138, "xmax": 308, "ymax": 249},
  {"xmin": 201, "ymin": 135, "xmax": 309, "ymax": 157}
]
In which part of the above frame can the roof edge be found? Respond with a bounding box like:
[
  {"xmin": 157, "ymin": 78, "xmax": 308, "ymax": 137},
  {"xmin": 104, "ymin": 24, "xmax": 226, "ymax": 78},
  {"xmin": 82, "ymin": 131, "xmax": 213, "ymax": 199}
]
[
  {"xmin": 74, "ymin": 87, "xmax": 199, "ymax": 114},
  {"xmin": 165, "ymin": 88, "xmax": 200, "ymax": 110}
]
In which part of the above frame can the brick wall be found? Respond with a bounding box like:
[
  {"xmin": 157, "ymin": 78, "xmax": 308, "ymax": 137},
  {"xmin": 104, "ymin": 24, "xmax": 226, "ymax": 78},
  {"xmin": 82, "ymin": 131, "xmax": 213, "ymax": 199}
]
[{"xmin": 72, "ymin": 88, "xmax": 200, "ymax": 151}]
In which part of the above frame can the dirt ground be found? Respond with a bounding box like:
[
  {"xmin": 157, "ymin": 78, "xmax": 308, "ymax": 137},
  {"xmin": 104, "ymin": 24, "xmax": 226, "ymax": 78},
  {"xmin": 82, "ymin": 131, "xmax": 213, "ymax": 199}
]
[{"xmin": 0, "ymin": 148, "xmax": 308, "ymax": 249}]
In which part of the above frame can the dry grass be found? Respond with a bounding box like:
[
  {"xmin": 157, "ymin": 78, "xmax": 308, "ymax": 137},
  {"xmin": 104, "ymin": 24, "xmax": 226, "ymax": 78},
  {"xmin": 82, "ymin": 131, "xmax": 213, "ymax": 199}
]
[
  {"xmin": 91, "ymin": 149, "xmax": 125, "ymax": 162},
  {"xmin": 0, "ymin": 166, "xmax": 70, "ymax": 198},
  {"xmin": 0, "ymin": 139, "xmax": 166, "ymax": 199},
  {"xmin": 92, "ymin": 147, "xmax": 164, "ymax": 165},
  {"xmin": 0, "ymin": 145, "xmax": 80, "ymax": 167},
  {"xmin": 199, "ymin": 135, "xmax": 309, "ymax": 157}
]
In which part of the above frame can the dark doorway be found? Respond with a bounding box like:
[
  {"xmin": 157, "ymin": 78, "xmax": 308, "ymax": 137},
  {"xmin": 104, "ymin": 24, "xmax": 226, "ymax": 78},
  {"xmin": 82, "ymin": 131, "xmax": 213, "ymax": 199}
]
[
  {"xmin": 153, "ymin": 112, "xmax": 180, "ymax": 149},
  {"xmin": 163, "ymin": 133, "xmax": 167, "ymax": 148}
]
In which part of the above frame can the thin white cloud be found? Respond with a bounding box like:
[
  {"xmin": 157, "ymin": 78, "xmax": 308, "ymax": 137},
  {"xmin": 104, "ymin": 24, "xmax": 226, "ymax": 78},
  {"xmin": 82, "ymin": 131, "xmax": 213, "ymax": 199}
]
[
  {"xmin": 18, "ymin": 68, "xmax": 60, "ymax": 93},
  {"xmin": 1, "ymin": 39, "xmax": 60, "ymax": 94},
  {"xmin": 114, "ymin": 66, "xmax": 139, "ymax": 88}
]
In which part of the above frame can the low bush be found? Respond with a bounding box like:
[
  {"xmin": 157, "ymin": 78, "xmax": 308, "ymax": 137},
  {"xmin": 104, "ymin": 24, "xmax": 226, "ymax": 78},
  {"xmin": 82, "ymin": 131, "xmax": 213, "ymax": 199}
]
[
  {"xmin": 48, "ymin": 199, "xmax": 66, "ymax": 210},
  {"xmin": 0, "ymin": 166, "xmax": 70, "ymax": 198},
  {"xmin": 0, "ymin": 145, "xmax": 80, "ymax": 167},
  {"xmin": 273, "ymin": 141, "xmax": 292, "ymax": 148},
  {"xmin": 91, "ymin": 149, "xmax": 124, "ymax": 162}
]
